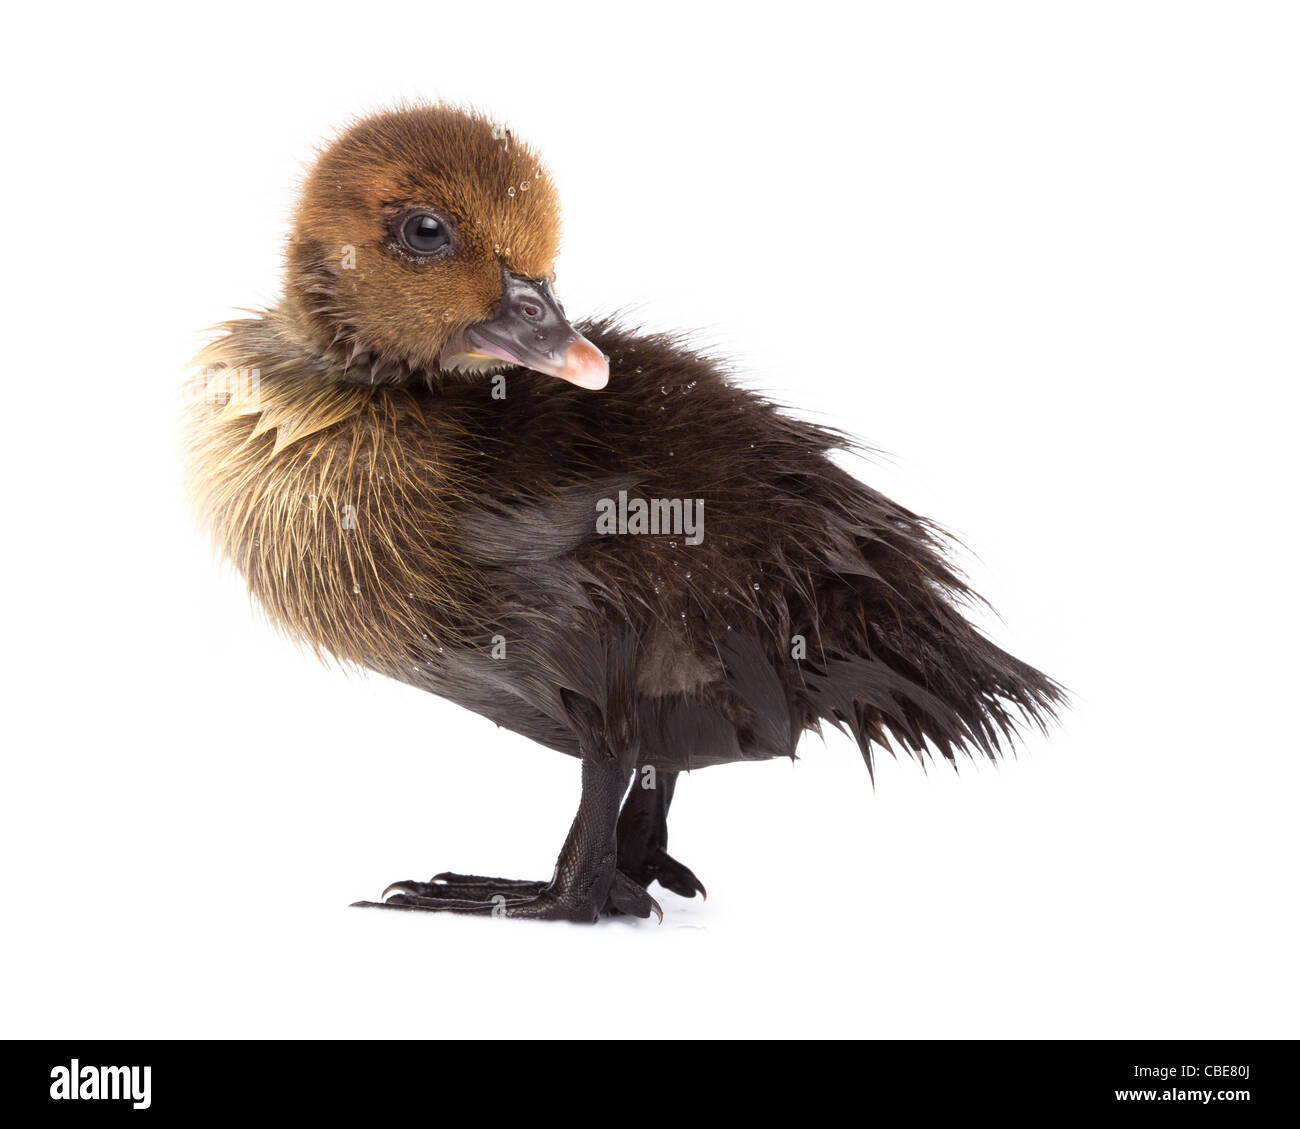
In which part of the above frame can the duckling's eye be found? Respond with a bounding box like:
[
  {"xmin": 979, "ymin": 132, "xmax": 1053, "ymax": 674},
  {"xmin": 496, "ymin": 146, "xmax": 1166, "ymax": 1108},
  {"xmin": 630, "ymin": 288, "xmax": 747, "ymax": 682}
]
[{"xmin": 397, "ymin": 211, "xmax": 453, "ymax": 257}]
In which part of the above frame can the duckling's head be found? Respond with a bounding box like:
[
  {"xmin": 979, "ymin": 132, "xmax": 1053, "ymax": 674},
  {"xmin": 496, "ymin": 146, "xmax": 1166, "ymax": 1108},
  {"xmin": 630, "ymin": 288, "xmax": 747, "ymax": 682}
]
[{"xmin": 287, "ymin": 105, "xmax": 608, "ymax": 389}]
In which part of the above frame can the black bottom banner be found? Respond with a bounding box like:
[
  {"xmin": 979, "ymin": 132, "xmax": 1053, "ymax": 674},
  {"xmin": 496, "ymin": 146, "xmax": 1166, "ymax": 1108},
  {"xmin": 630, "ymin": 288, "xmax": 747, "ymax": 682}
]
[{"xmin": 3, "ymin": 1038, "xmax": 1290, "ymax": 1117}]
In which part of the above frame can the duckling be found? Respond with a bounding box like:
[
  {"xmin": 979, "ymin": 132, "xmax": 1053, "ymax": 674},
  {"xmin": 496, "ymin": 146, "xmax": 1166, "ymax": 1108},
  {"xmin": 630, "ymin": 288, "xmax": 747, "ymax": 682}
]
[{"xmin": 186, "ymin": 104, "xmax": 1063, "ymax": 923}]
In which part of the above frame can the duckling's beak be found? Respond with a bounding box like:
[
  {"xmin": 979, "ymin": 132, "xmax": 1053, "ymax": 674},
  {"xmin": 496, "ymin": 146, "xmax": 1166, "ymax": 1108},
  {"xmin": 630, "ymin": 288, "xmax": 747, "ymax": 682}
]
[{"xmin": 440, "ymin": 271, "xmax": 609, "ymax": 389}]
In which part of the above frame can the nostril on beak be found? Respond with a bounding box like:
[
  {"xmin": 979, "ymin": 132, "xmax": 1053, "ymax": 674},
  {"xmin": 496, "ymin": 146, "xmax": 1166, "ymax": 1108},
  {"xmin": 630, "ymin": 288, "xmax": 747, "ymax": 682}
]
[{"xmin": 521, "ymin": 302, "xmax": 541, "ymax": 319}]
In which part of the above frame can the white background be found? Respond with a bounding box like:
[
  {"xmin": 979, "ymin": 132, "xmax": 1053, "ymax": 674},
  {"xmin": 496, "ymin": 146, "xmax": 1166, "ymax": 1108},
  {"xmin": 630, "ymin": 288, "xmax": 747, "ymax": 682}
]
[{"xmin": 2, "ymin": 1, "xmax": 1296, "ymax": 1039}]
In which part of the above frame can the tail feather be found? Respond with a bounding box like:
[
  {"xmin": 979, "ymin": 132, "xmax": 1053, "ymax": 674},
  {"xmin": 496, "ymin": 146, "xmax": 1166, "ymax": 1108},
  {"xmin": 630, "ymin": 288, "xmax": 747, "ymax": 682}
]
[
  {"xmin": 793, "ymin": 463, "xmax": 1066, "ymax": 774},
  {"xmin": 803, "ymin": 608, "xmax": 1065, "ymax": 776}
]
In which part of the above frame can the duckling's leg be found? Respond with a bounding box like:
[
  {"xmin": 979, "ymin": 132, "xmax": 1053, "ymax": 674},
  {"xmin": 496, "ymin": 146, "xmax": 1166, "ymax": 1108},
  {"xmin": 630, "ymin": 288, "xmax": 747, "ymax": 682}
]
[
  {"xmin": 615, "ymin": 770, "xmax": 707, "ymax": 900},
  {"xmin": 411, "ymin": 768, "xmax": 706, "ymax": 906},
  {"xmin": 353, "ymin": 749, "xmax": 661, "ymax": 922}
]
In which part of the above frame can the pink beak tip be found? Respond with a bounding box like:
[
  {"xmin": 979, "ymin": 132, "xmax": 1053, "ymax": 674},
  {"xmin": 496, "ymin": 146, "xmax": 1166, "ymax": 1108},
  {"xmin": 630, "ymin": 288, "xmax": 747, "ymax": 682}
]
[{"xmin": 559, "ymin": 339, "xmax": 610, "ymax": 390}]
